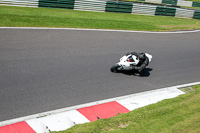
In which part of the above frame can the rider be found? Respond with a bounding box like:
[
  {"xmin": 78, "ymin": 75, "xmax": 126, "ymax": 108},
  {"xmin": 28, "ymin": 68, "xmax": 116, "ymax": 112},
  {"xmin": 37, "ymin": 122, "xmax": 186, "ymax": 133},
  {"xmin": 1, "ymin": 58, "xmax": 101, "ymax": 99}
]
[{"xmin": 126, "ymin": 52, "xmax": 149, "ymax": 73}]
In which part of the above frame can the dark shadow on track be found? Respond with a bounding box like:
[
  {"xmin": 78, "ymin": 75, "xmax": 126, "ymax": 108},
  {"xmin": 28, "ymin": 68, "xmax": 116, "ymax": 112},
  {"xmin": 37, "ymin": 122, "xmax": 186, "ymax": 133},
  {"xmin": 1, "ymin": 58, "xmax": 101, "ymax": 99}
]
[{"xmin": 120, "ymin": 68, "xmax": 153, "ymax": 77}]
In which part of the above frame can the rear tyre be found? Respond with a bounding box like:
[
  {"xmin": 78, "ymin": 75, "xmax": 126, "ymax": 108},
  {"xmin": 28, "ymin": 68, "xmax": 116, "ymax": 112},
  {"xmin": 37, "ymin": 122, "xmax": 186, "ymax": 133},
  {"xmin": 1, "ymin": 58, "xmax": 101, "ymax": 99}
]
[{"xmin": 110, "ymin": 64, "xmax": 120, "ymax": 73}]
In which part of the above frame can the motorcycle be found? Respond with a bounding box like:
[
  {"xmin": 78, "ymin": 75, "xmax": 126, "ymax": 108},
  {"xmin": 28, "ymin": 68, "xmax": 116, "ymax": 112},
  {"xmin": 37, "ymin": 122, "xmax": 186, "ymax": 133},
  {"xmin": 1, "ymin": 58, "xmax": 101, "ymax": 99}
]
[{"xmin": 110, "ymin": 53, "xmax": 152, "ymax": 73}]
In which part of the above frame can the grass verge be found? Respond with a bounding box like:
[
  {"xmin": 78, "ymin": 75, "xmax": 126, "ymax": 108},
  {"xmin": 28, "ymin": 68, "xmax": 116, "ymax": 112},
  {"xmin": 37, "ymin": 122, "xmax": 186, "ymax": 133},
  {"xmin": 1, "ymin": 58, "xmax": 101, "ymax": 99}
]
[
  {"xmin": 186, "ymin": 0, "xmax": 200, "ymax": 3},
  {"xmin": 181, "ymin": 6, "xmax": 200, "ymax": 10},
  {"xmin": 52, "ymin": 85, "xmax": 200, "ymax": 133},
  {"xmin": 0, "ymin": 5, "xmax": 200, "ymax": 31}
]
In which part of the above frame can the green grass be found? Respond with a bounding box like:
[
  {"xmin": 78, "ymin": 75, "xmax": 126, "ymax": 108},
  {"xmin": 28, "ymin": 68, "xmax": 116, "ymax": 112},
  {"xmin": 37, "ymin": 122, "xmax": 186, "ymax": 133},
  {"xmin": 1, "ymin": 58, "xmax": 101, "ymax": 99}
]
[
  {"xmin": 0, "ymin": 5, "xmax": 200, "ymax": 31},
  {"xmin": 52, "ymin": 85, "xmax": 200, "ymax": 133},
  {"xmin": 182, "ymin": 6, "xmax": 200, "ymax": 10},
  {"xmin": 186, "ymin": 0, "xmax": 200, "ymax": 3}
]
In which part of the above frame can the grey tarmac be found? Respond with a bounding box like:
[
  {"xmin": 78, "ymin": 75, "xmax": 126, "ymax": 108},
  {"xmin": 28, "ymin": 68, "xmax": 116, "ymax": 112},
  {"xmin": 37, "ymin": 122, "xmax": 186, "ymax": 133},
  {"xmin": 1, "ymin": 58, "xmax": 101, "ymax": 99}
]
[{"xmin": 0, "ymin": 28, "xmax": 200, "ymax": 122}]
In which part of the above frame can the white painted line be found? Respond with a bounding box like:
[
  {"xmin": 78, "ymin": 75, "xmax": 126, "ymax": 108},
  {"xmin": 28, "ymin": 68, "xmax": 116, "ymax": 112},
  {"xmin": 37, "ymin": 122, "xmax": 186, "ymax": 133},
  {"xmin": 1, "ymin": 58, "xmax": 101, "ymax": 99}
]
[
  {"xmin": 0, "ymin": 81, "xmax": 200, "ymax": 127},
  {"xmin": 174, "ymin": 82, "xmax": 200, "ymax": 88},
  {"xmin": 36, "ymin": 113, "xmax": 75, "ymax": 131},
  {"xmin": 0, "ymin": 27, "xmax": 200, "ymax": 34},
  {"xmin": 26, "ymin": 110, "xmax": 90, "ymax": 132},
  {"xmin": 26, "ymin": 119, "xmax": 50, "ymax": 133},
  {"xmin": 117, "ymin": 87, "xmax": 185, "ymax": 111},
  {"xmin": 63, "ymin": 110, "xmax": 90, "ymax": 124}
]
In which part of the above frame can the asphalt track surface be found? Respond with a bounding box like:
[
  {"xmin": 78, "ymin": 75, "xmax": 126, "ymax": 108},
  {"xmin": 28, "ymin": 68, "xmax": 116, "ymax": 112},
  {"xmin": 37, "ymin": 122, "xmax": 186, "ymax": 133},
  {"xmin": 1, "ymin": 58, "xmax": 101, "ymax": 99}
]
[{"xmin": 0, "ymin": 28, "xmax": 200, "ymax": 122}]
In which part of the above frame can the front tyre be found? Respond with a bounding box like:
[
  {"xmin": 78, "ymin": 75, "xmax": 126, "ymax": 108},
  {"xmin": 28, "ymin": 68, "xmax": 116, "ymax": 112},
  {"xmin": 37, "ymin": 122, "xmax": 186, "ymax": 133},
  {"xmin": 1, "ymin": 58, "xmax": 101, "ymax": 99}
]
[{"xmin": 110, "ymin": 64, "xmax": 120, "ymax": 73}]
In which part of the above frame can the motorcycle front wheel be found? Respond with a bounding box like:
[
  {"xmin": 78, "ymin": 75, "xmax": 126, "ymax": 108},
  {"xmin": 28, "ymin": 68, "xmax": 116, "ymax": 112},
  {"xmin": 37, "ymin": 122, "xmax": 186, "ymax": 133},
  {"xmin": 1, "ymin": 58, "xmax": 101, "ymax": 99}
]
[{"xmin": 110, "ymin": 64, "xmax": 120, "ymax": 73}]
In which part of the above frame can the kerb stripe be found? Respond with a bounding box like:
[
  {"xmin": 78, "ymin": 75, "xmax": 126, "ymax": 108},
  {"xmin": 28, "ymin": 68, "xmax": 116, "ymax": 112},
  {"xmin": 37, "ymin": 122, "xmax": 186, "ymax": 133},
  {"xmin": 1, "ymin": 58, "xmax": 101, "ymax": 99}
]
[
  {"xmin": 0, "ymin": 121, "xmax": 35, "ymax": 133},
  {"xmin": 77, "ymin": 101, "xmax": 129, "ymax": 122}
]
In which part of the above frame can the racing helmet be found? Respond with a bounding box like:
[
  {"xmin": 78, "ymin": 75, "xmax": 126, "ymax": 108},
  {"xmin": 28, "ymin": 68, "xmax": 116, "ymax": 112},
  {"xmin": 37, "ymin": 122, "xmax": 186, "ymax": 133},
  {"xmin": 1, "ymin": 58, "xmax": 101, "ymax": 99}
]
[{"xmin": 127, "ymin": 55, "xmax": 139, "ymax": 65}]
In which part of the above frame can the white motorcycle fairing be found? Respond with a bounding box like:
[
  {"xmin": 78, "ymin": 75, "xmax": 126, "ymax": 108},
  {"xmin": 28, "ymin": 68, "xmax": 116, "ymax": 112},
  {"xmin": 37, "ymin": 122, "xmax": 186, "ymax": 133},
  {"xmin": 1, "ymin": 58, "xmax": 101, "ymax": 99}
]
[
  {"xmin": 117, "ymin": 55, "xmax": 134, "ymax": 70},
  {"xmin": 111, "ymin": 53, "xmax": 152, "ymax": 72}
]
